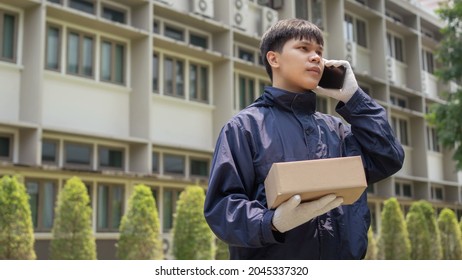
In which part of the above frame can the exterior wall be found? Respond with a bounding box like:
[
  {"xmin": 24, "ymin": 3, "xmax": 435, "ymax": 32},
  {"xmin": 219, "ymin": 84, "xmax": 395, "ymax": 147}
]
[{"xmin": 0, "ymin": 0, "xmax": 461, "ymax": 259}]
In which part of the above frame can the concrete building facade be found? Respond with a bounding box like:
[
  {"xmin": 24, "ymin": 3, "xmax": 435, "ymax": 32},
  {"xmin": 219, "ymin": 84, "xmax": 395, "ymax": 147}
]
[{"xmin": 0, "ymin": 0, "xmax": 461, "ymax": 259}]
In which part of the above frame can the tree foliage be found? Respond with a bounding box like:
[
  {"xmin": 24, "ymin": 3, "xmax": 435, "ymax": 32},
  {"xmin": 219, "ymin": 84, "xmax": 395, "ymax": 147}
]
[
  {"xmin": 50, "ymin": 177, "xmax": 96, "ymax": 259},
  {"xmin": 377, "ymin": 197, "xmax": 411, "ymax": 259},
  {"xmin": 172, "ymin": 186, "xmax": 214, "ymax": 260},
  {"xmin": 364, "ymin": 226, "xmax": 377, "ymax": 260},
  {"xmin": 437, "ymin": 208, "xmax": 462, "ymax": 259},
  {"xmin": 406, "ymin": 201, "xmax": 442, "ymax": 259},
  {"xmin": 117, "ymin": 184, "xmax": 163, "ymax": 260},
  {"xmin": 0, "ymin": 176, "xmax": 36, "ymax": 259},
  {"xmin": 427, "ymin": 0, "xmax": 462, "ymax": 169}
]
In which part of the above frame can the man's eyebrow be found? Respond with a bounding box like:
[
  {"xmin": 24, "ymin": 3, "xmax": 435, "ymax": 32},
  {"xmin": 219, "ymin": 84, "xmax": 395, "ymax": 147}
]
[{"xmin": 297, "ymin": 40, "xmax": 324, "ymax": 51}]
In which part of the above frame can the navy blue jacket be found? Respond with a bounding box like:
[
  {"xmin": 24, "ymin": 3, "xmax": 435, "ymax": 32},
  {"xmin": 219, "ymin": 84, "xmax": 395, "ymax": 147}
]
[{"xmin": 204, "ymin": 86, "xmax": 404, "ymax": 259}]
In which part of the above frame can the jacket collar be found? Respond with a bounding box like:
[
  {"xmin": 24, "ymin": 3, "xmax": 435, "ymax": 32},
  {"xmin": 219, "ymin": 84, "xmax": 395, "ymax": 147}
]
[{"xmin": 261, "ymin": 86, "xmax": 317, "ymax": 114}]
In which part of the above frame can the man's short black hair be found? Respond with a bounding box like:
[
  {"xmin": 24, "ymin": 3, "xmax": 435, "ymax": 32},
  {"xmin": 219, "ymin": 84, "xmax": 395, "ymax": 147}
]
[{"xmin": 260, "ymin": 18, "xmax": 324, "ymax": 81}]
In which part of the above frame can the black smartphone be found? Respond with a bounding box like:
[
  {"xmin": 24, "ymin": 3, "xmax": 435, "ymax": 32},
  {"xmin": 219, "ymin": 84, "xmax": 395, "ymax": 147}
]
[{"xmin": 318, "ymin": 65, "xmax": 347, "ymax": 89}]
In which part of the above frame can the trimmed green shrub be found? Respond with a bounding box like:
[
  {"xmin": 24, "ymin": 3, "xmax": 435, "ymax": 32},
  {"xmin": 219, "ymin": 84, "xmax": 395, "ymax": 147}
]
[
  {"xmin": 0, "ymin": 176, "xmax": 36, "ymax": 259},
  {"xmin": 172, "ymin": 186, "xmax": 214, "ymax": 259},
  {"xmin": 406, "ymin": 200, "xmax": 442, "ymax": 259},
  {"xmin": 438, "ymin": 208, "xmax": 462, "ymax": 260},
  {"xmin": 50, "ymin": 177, "xmax": 96, "ymax": 259},
  {"xmin": 364, "ymin": 226, "xmax": 377, "ymax": 260},
  {"xmin": 377, "ymin": 197, "xmax": 411, "ymax": 259},
  {"xmin": 117, "ymin": 184, "xmax": 163, "ymax": 260},
  {"xmin": 215, "ymin": 237, "xmax": 230, "ymax": 260}
]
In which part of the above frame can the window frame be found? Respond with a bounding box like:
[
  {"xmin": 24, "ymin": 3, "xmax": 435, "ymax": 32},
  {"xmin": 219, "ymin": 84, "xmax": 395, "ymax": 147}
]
[
  {"xmin": 395, "ymin": 181, "xmax": 413, "ymax": 198},
  {"xmin": 391, "ymin": 115, "xmax": 410, "ymax": 146},
  {"xmin": 96, "ymin": 183, "xmax": 124, "ymax": 232},
  {"xmin": 0, "ymin": 9, "xmax": 18, "ymax": 63},
  {"xmin": 63, "ymin": 141, "xmax": 93, "ymax": 169},
  {"xmin": 162, "ymin": 187, "xmax": 182, "ymax": 233},
  {"xmin": 68, "ymin": 0, "xmax": 96, "ymax": 15},
  {"xmin": 236, "ymin": 73, "xmax": 257, "ymax": 110},
  {"xmin": 344, "ymin": 13, "xmax": 368, "ymax": 48},
  {"xmin": 41, "ymin": 138, "xmax": 60, "ymax": 165},
  {"xmin": 426, "ymin": 126, "xmax": 441, "ymax": 153},
  {"xmin": 152, "ymin": 52, "xmax": 159, "ymax": 92},
  {"xmin": 101, "ymin": 3, "xmax": 127, "ymax": 24},
  {"xmin": 431, "ymin": 185, "xmax": 444, "ymax": 201},
  {"xmin": 66, "ymin": 29, "xmax": 95, "ymax": 78},
  {"xmin": 0, "ymin": 133, "xmax": 13, "ymax": 161},
  {"xmin": 98, "ymin": 145, "xmax": 125, "ymax": 171},
  {"xmin": 189, "ymin": 157, "xmax": 210, "ymax": 178},
  {"xmin": 163, "ymin": 55, "xmax": 185, "ymax": 98},
  {"xmin": 26, "ymin": 179, "xmax": 58, "ymax": 232},
  {"xmin": 100, "ymin": 37, "xmax": 126, "ymax": 85},
  {"xmin": 386, "ymin": 32, "xmax": 405, "ymax": 63},
  {"xmin": 45, "ymin": 24, "xmax": 62, "ymax": 71},
  {"xmin": 163, "ymin": 153, "xmax": 186, "ymax": 176},
  {"xmin": 422, "ymin": 48, "xmax": 435, "ymax": 74},
  {"xmin": 189, "ymin": 61, "xmax": 209, "ymax": 103}
]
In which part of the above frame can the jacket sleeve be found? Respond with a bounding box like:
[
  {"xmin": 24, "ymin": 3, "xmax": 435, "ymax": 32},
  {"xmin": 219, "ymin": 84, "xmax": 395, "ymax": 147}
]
[
  {"xmin": 336, "ymin": 89, "xmax": 405, "ymax": 184},
  {"xmin": 204, "ymin": 119, "xmax": 281, "ymax": 248}
]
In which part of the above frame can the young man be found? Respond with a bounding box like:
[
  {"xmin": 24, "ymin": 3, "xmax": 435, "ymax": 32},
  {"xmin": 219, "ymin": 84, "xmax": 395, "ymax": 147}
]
[{"xmin": 204, "ymin": 19, "xmax": 404, "ymax": 259}]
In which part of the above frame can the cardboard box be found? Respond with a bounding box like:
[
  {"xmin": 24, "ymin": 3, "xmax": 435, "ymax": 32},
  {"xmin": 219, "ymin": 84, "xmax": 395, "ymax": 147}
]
[{"xmin": 264, "ymin": 156, "xmax": 367, "ymax": 209}]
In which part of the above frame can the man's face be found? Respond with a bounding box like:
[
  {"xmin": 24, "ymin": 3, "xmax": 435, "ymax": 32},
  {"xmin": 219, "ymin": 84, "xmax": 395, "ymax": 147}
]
[{"xmin": 270, "ymin": 38, "xmax": 324, "ymax": 93}]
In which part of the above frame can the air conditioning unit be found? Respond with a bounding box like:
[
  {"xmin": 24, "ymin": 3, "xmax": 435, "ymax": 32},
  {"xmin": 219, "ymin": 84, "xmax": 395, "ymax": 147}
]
[
  {"xmin": 192, "ymin": 0, "xmax": 214, "ymax": 18},
  {"xmin": 345, "ymin": 40, "xmax": 357, "ymax": 68},
  {"xmin": 233, "ymin": 0, "xmax": 249, "ymax": 31},
  {"xmin": 261, "ymin": 7, "xmax": 278, "ymax": 34},
  {"xmin": 386, "ymin": 56, "xmax": 396, "ymax": 84}
]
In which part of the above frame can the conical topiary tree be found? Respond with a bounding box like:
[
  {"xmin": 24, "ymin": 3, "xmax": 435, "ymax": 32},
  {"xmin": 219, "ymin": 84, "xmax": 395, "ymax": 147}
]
[
  {"xmin": 215, "ymin": 237, "xmax": 230, "ymax": 260},
  {"xmin": 377, "ymin": 197, "xmax": 411, "ymax": 260},
  {"xmin": 406, "ymin": 200, "xmax": 442, "ymax": 259},
  {"xmin": 50, "ymin": 177, "xmax": 96, "ymax": 259},
  {"xmin": 172, "ymin": 186, "xmax": 214, "ymax": 259},
  {"xmin": 364, "ymin": 226, "xmax": 377, "ymax": 260},
  {"xmin": 0, "ymin": 176, "xmax": 36, "ymax": 259},
  {"xmin": 117, "ymin": 184, "xmax": 163, "ymax": 260},
  {"xmin": 437, "ymin": 208, "xmax": 462, "ymax": 260},
  {"xmin": 417, "ymin": 200, "xmax": 442, "ymax": 259}
]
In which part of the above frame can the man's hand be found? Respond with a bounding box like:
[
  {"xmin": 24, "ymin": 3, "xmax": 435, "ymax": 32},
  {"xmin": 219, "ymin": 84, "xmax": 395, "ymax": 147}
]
[
  {"xmin": 272, "ymin": 194, "xmax": 343, "ymax": 233},
  {"xmin": 313, "ymin": 59, "xmax": 358, "ymax": 103}
]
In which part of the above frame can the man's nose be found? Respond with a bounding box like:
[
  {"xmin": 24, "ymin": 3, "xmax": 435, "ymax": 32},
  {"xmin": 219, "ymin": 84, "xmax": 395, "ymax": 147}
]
[{"xmin": 309, "ymin": 53, "xmax": 321, "ymax": 63}]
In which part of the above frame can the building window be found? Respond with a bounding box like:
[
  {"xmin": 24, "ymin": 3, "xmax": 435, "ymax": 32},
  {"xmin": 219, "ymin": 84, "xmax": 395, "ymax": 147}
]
[
  {"xmin": 259, "ymin": 80, "xmax": 271, "ymax": 95},
  {"xmin": 0, "ymin": 134, "xmax": 12, "ymax": 161},
  {"xmin": 46, "ymin": 25, "xmax": 61, "ymax": 70},
  {"xmin": 42, "ymin": 139, "xmax": 58, "ymax": 165},
  {"xmin": 238, "ymin": 47, "xmax": 255, "ymax": 63},
  {"xmin": 190, "ymin": 158, "xmax": 209, "ymax": 177},
  {"xmin": 295, "ymin": 0, "xmax": 324, "ymax": 30},
  {"xmin": 0, "ymin": 10, "xmax": 17, "ymax": 62},
  {"xmin": 391, "ymin": 116, "xmax": 409, "ymax": 146},
  {"xmin": 162, "ymin": 188, "xmax": 181, "ymax": 233},
  {"xmin": 26, "ymin": 180, "xmax": 57, "ymax": 232},
  {"xmin": 101, "ymin": 39, "xmax": 125, "ymax": 84},
  {"xmin": 67, "ymin": 31, "xmax": 94, "ymax": 77},
  {"xmin": 98, "ymin": 146, "xmax": 123, "ymax": 170},
  {"xmin": 97, "ymin": 184, "xmax": 124, "ymax": 232},
  {"xmin": 48, "ymin": 0, "xmax": 62, "ymax": 3},
  {"xmin": 344, "ymin": 14, "xmax": 367, "ymax": 48},
  {"xmin": 190, "ymin": 33, "xmax": 208, "ymax": 49},
  {"xmin": 422, "ymin": 49, "xmax": 434, "ymax": 74},
  {"xmin": 102, "ymin": 5, "xmax": 126, "ymax": 24},
  {"xmin": 152, "ymin": 151, "xmax": 159, "ymax": 173},
  {"xmin": 64, "ymin": 142, "xmax": 92, "ymax": 168},
  {"xmin": 152, "ymin": 53, "xmax": 159, "ymax": 92},
  {"xmin": 69, "ymin": 0, "xmax": 95, "ymax": 15},
  {"xmin": 390, "ymin": 94, "xmax": 408, "ymax": 108},
  {"xmin": 387, "ymin": 33, "xmax": 404, "ymax": 62},
  {"xmin": 165, "ymin": 25, "xmax": 184, "ymax": 41},
  {"xmin": 395, "ymin": 181, "xmax": 412, "ymax": 198},
  {"xmin": 427, "ymin": 126, "xmax": 441, "ymax": 152},
  {"xmin": 164, "ymin": 154, "xmax": 185, "ymax": 176},
  {"xmin": 238, "ymin": 75, "xmax": 255, "ymax": 110},
  {"xmin": 164, "ymin": 56, "xmax": 185, "ymax": 97},
  {"xmin": 431, "ymin": 186, "xmax": 444, "ymax": 201},
  {"xmin": 189, "ymin": 63, "xmax": 209, "ymax": 103},
  {"xmin": 153, "ymin": 20, "xmax": 160, "ymax": 34}
]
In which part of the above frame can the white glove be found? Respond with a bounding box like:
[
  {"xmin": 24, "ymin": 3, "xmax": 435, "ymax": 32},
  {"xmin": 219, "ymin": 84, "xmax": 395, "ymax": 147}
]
[
  {"xmin": 272, "ymin": 194, "xmax": 343, "ymax": 233},
  {"xmin": 313, "ymin": 59, "xmax": 358, "ymax": 103}
]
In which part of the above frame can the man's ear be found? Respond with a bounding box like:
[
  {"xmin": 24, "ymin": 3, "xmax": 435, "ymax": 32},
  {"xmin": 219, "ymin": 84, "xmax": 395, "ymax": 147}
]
[{"xmin": 266, "ymin": 51, "xmax": 279, "ymax": 68}]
